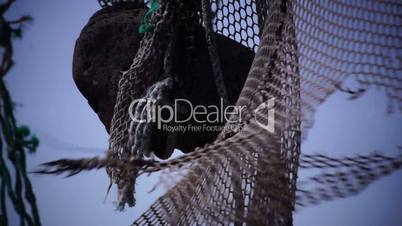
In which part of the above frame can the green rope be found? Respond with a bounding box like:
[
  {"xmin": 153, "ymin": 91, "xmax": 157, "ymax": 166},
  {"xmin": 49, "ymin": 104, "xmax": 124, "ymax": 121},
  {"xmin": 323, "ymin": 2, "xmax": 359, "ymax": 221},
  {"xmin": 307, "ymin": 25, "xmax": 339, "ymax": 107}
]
[
  {"xmin": 0, "ymin": 1, "xmax": 41, "ymax": 225},
  {"xmin": 138, "ymin": 0, "xmax": 160, "ymax": 34},
  {"xmin": 0, "ymin": 79, "xmax": 41, "ymax": 226}
]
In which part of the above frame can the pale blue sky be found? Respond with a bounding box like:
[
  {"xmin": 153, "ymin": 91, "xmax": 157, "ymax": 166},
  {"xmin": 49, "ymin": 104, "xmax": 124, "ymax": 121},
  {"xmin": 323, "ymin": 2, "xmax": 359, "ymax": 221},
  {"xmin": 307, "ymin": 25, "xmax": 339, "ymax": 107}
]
[{"xmin": 5, "ymin": 0, "xmax": 402, "ymax": 225}]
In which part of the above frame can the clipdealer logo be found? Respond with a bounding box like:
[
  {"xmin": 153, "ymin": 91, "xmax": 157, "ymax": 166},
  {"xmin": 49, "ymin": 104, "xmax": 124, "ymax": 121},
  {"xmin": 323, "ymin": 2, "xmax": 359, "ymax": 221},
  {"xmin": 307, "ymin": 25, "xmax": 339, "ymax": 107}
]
[{"xmin": 128, "ymin": 98, "xmax": 275, "ymax": 133}]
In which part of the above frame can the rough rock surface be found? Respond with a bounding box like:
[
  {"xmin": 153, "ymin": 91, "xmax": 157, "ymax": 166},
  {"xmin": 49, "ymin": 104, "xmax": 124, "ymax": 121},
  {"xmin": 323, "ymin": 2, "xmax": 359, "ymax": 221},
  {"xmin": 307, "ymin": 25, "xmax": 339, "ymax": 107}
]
[
  {"xmin": 73, "ymin": 3, "xmax": 255, "ymax": 158},
  {"xmin": 73, "ymin": 3, "xmax": 145, "ymax": 131}
]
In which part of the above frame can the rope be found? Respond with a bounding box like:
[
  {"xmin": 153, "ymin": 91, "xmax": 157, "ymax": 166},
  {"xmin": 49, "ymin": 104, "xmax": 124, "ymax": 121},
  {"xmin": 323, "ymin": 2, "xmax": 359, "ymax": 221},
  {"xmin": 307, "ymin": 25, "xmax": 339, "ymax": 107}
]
[
  {"xmin": 201, "ymin": 0, "xmax": 229, "ymax": 106},
  {"xmin": 0, "ymin": 80, "xmax": 41, "ymax": 226},
  {"xmin": 0, "ymin": 2, "xmax": 41, "ymax": 225},
  {"xmin": 139, "ymin": 0, "xmax": 160, "ymax": 34}
]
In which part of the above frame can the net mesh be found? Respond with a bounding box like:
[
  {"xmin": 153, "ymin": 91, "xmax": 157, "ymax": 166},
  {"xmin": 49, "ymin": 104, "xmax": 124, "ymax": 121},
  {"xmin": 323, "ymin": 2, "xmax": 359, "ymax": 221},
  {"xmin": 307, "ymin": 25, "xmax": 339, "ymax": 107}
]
[
  {"xmin": 37, "ymin": 0, "xmax": 402, "ymax": 225},
  {"xmin": 211, "ymin": 0, "xmax": 261, "ymax": 50},
  {"xmin": 130, "ymin": 0, "xmax": 402, "ymax": 224}
]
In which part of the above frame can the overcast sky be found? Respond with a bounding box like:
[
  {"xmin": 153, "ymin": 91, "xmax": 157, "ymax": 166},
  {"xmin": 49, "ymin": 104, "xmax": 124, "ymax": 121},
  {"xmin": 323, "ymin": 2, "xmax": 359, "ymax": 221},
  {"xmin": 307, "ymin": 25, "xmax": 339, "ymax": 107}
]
[{"xmin": 5, "ymin": 0, "xmax": 402, "ymax": 225}]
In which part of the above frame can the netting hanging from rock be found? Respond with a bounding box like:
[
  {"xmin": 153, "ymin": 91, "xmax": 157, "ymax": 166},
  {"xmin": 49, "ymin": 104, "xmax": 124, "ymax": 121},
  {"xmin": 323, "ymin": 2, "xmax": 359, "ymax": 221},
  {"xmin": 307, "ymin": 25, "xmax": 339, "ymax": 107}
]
[{"xmin": 37, "ymin": 0, "xmax": 402, "ymax": 225}]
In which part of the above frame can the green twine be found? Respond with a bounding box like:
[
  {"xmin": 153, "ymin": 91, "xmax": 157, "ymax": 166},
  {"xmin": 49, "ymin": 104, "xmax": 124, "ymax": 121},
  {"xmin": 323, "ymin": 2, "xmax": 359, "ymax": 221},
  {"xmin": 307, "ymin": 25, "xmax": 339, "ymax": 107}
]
[
  {"xmin": 16, "ymin": 126, "xmax": 39, "ymax": 153},
  {"xmin": 138, "ymin": 0, "xmax": 160, "ymax": 34},
  {"xmin": 0, "ymin": 79, "xmax": 42, "ymax": 226},
  {"xmin": 0, "ymin": 5, "xmax": 41, "ymax": 224}
]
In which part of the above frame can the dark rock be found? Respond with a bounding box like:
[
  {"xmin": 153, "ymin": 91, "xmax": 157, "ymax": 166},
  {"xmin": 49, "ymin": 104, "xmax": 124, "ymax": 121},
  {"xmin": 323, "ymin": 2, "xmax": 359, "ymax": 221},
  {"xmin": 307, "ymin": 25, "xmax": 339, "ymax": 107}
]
[
  {"xmin": 73, "ymin": 3, "xmax": 146, "ymax": 131},
  {"xmin": 73, "ymin": 3, "xmax": 254, "ymax": 158}
]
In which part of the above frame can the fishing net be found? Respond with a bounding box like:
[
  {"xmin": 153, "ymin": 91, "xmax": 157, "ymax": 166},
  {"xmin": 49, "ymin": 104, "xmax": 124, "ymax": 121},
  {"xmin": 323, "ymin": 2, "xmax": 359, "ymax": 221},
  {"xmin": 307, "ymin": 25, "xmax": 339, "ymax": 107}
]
[{"xmin": 39, "ymin": 0, "xmax": 402, "ymax": 225}]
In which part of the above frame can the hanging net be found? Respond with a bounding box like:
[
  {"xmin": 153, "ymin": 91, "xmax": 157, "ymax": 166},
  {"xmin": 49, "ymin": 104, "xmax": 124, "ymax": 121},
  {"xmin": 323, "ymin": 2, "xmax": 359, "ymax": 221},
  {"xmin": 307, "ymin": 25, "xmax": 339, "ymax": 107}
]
[{"xmin": 38, "ymin": 0, "xmax": 402, "ymax": 225}]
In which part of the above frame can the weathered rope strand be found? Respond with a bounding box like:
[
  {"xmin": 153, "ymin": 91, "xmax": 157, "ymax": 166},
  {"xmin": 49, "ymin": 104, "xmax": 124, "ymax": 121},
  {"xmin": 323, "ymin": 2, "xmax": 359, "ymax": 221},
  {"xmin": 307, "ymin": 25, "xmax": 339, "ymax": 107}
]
[{"xmin": 201, "ymin": 0, "xmax": 229, "ymax": 106}]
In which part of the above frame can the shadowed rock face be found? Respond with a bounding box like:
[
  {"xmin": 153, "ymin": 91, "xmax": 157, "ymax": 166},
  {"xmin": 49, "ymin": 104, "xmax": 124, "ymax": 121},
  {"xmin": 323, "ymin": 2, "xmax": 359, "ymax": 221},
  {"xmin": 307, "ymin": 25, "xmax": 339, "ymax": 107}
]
[
  {"xmin": 73, "ymin": 3, "xmax": 146, "ymax": 131},
  {"xmin": 73, "ymin": 3, "xmax": 254, "ymax": 158}
]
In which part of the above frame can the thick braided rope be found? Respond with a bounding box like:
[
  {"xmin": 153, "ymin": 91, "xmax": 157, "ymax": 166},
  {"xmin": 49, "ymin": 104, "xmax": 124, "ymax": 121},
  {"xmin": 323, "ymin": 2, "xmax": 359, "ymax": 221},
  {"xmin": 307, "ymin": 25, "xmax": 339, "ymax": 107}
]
[{"xmin": 201, "ymin": 0, "xmax": 230, "ymax": 106}]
